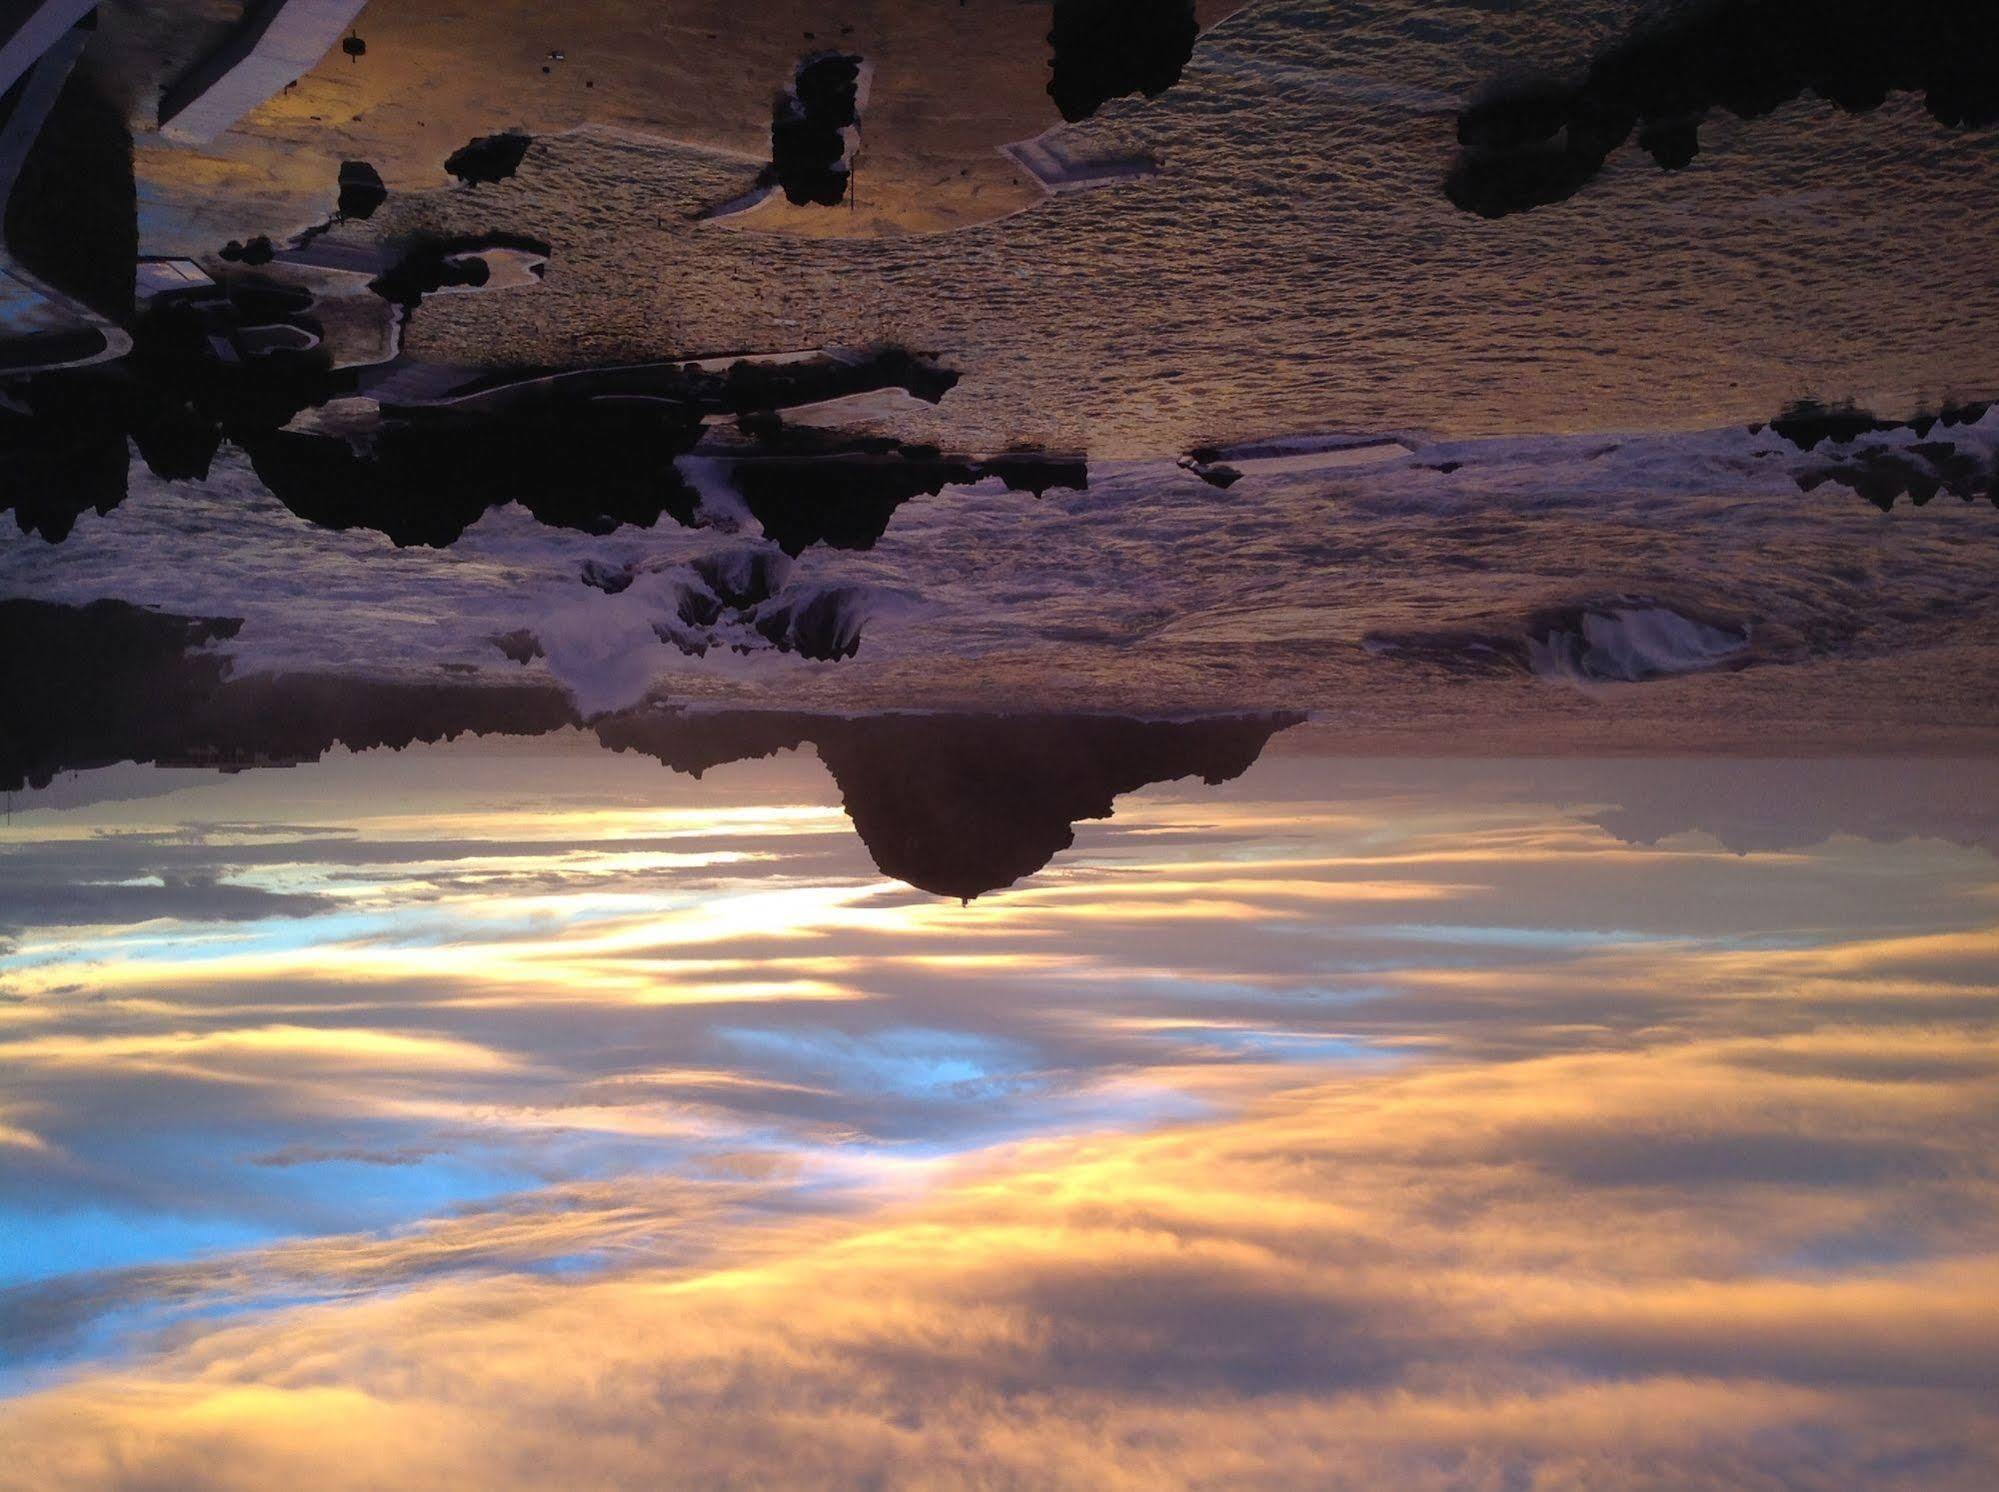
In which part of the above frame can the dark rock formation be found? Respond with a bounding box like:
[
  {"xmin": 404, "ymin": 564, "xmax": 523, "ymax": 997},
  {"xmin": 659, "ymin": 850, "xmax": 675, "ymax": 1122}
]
[
  {"xmin": 818, "ymin": 713, "xmax": 1297, "ymax": 899},
  {"xmin": 367, "ymin": 231, "xmax": 549, "ymax": 310},
  {"xmin": 1796, "ymin": 441, "xmax": 1997, "ymax": 509},
  {"xmin": 731, "ymin": 450, "xmax": 980, "ymax": 555},
  {"xmin": 336, "ymin": 159, "xmax": 386, "ymax": 219},
  {"xmin": 4, "ymin": 57, "xmax": 135, "ymax": 323},
  {"xmin": 725, "ymin": 346, "xmax": 959, "ymax": 411},
  {"xmin": 584, "ymin": 547, "xmax": 885, "ymax": 665},
  {"xmin": 1, "ymin": 272, "xmax": 323, "ymax": 535},
  {"xmin": 1, "ymin": 272, "xmax": 343, "ymax": 536},
  {"xmin": 240, "ymin": 395, "xmax": 707, "ymax": 547},
  {"xmin": 634, "ymin": 551, "xmax": 877, "ymax": 664},
  {"xmin": 748, "ymin": 585, "xmax": 872, "ymax": 661},
  {"xmin": 1, "ymin": 317, "xmax": 969, "ymax": 549},
  {"xmin": 979, "ymin": 453, "xmax": 1090, "ymax": 498},
  {"xmin": 6, "ymin": 614, "xmax": 1297, "ymax": 899},
  {"xmin": 1767, "ymin": 399, "xmax": 1904, "ymax": 450},
  {"xmin": 1905, "ymin": 402, "xmax": 1993, "ymax": 438},
  {"xmin": 580, "ymin": 559, "xmax": 636, "ymax": 595},
  {"xmin": 436, "ymin": 346, "xmax": 957, "ymax": 421},
  {"xmin": 0, "ymin": 376, "xmax": 130, "ymax": 540},
  {"xmin": 1180, "ymin": 451, "xmax": 1242, "ymax": 489},
  {"xmin": 1446, "ymin": 0, "xmax": 1999, "ymax": 217},
  {"xmin": 1759, "ymin": 399, "xmax": 1999, "ymax": 509},
  {"xmin": 723, "ymin": 440, "xmax": 1084, "ymax": 556},
  {"xmin": 1764, "ymin": 397, "xmax": 1991, "ymax": 450},
  {"xmin": 0, "ymin": 599, "xmax": 576, "ymax": 794},
  {"xmin": 1, "ymin": 598, "xmax": 237, "ymax": 791},
  {"xmin": 597, "ymin": 710, "xmax": 1302, "ymax": 899},
  {"xmin": 218, "ymin": 235, "xmax": 275, "ymax": 264},
  {"xmin": 490, "ymin": 628, "xmax": 545, "ymax": 664},
  {"xmin": 767, "ymin": 53, "xmax": 862, "ymax": 206},
  {"xmin": 689, "ymin": 549, "xmax": 785, "ymax": 609},
  {"xmin": 1048, "ymin": 0, "xmax": 1199, "ymax": 123},
  {"xmin": 444, "ymin": 131, "xmax": 533, "ymax": 185}
]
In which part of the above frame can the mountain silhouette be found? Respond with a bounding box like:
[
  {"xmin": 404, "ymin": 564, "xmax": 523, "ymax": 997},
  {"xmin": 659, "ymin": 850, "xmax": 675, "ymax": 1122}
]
[{"xmin": 5, "ymin": 600, "xmax": 1296, "ymax": 898}]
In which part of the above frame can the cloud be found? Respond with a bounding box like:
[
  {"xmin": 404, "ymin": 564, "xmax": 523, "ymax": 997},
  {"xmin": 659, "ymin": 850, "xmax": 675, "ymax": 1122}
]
[
  {"xmin": 0, "ymin": 873, "xmax": 330, "ymax": 935},
  {"xmin": 3, "ymin": 999, "xmax": 1996, "ymax": 1487},
  {"xmin": 1, "ymin": 755, "xmax": 1994, "ymax": 1486}
]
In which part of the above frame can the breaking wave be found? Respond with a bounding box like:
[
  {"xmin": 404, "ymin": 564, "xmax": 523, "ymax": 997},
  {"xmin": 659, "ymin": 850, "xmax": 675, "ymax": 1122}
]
[{"xmin": 1529, "ymin": 605, "xmax": 1751, "ymax": 685}]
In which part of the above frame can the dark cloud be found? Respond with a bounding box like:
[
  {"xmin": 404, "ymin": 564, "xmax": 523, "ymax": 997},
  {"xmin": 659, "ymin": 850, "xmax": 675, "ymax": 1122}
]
[
  {"xmin": 1520, "ymin": 1129, "xmax": 1959, "ymax": 1190},
  {"xmin": 0, "ymin": 874, "xmax": 328, "ymax": 934},
  {"xmin": 249, "ymin": 1144, "xmax": 442, "ymax": 1167}
]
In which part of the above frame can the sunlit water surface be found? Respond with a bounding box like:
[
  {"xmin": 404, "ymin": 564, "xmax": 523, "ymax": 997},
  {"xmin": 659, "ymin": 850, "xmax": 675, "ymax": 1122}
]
[{"xmin": 1, "ymin": 739, "xmax": 1996, "ymax": 1489}]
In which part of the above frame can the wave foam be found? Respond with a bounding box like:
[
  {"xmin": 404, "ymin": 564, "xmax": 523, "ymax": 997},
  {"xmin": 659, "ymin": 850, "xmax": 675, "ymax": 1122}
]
[{"xmin": 1529, "ymin": 606, "xmax": 1750, "ymax": 685}]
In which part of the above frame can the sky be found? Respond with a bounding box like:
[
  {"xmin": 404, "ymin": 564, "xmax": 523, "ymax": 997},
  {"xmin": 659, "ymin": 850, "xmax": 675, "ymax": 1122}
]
[{"xmin": 1, "ymin": 738, "xmax": 1995, "ymax": 1488}]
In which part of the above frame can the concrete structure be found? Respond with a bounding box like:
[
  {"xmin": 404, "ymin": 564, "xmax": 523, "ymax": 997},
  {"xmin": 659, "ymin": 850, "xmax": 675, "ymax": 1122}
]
[
  {"xmin": 134, "ymin": 257, "xmax": 216, "ymax": 302},
  {"xmin": 354, "ymin": 358, "xmax": 479, "ymax": 405},
  {"xmin": 0, "ymin": 10, "xmax": 131, "ymax": 375},
  {"xmin": 1000, "ymin": 129, "xmax": 1160, "ymax": 196},
  {"xmin": 271, "ymin": 239, "xmax": 391, "ymax": 276},
  {"xmin": 0, "ymin": 263, "xmax": 130, "ymax": 373},
  {"xmin": 0, "ymin": 5, "xmax": 83, "ymax": 210},
  {"xmin": 158, "ymin": 0, "xmax": 371, "ymax": 144},
  {"xmin": 0, "ymin": 0, "xmax": 93, "ymax": 101}
]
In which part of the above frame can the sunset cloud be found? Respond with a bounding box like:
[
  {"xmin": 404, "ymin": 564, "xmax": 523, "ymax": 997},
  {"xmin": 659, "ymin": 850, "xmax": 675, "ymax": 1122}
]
[{"xmin": 1, "ymin": 749, "xmax": 1993, "ymax": 1486}]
